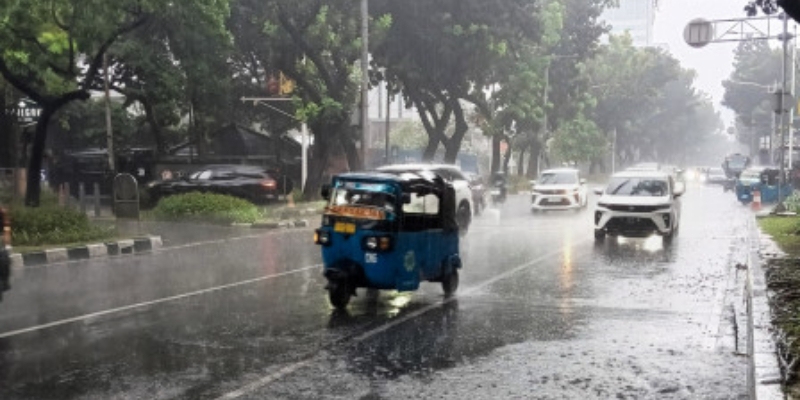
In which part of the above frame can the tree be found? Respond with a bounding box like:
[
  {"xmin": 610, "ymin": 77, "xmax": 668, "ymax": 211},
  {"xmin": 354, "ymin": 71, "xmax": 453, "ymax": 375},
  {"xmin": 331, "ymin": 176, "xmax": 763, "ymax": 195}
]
[
  {"xmin": 0, "ymin": 0, "xmax": 153, "ymax": 206},
  {"xmin": 230, "ymin": 0, "xmax": 372, "ymax": 198},
  {"xmin": 371, "ymin": 0, "xmax": 541, "ymax": 164},
  {"xmin": 106, "ymin": 1, "xmax": 233, "ymax": 156},
  {"xmin": 582, "ymin": 35, "xmax": 682, "ymax": 169},
  {"xmin": 722, "ymin": 40, "xmax": 782, "ymax": 152}
]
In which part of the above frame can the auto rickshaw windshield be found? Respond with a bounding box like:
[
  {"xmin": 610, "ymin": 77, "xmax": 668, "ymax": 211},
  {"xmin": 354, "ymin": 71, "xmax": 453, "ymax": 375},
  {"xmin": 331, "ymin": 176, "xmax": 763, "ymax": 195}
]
[
  {"xmin": 329, "ymin": 181, "xmax": 397, "ymax": 213},
  {"xmin": 739, "ymin": 170, "xmax": 761, "ymax": 185}
]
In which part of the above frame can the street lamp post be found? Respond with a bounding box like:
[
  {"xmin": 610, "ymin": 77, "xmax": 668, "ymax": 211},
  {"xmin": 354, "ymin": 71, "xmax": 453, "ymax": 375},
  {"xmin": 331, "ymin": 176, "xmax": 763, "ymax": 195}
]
[{"xmin": 359, "ymin": 0, "xmax": 369, "ymax": 170}]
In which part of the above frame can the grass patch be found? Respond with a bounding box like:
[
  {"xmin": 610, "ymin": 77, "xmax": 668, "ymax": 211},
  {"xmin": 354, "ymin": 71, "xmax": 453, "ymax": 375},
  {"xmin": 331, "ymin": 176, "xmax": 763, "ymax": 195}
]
[
  {"xmin": 759, "ymin": 216, "xmax": 800, "ymax": 256},
  {"xmin": 760, "ymin": 215, "xmax": 800, "ymax": 391}
]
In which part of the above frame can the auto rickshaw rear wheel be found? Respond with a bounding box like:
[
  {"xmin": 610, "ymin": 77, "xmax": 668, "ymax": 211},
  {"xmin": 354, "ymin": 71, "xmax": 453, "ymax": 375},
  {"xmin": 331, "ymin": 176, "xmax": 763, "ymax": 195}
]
[
  {"xmin": 328, "ymin": 281, "xmax": 351, "ymax": 309},
  {"xmin": 442, "ymin": 269, "xmax": 459, "ymax": 296}
]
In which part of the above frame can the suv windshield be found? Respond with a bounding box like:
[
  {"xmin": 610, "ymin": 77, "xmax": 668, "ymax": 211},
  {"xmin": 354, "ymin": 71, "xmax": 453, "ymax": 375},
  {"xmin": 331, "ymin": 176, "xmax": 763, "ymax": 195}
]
[
  {"xmin": 539, "ymin": 171, "xmax": 578, "ymax": 185},
  {"xmin": 606, "ymin": 177, "xmax": 669, "ymax": 197}
]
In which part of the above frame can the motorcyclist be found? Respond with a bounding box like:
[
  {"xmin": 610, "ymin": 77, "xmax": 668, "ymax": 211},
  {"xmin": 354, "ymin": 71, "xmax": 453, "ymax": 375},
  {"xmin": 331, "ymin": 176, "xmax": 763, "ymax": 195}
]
[
  {"xmin": 0, "ymin": 207, "xmax": 10, "ymax": 301},
  {"xmin": 491, "ymin": 171, "xmax": 508, "ymax": 203}
]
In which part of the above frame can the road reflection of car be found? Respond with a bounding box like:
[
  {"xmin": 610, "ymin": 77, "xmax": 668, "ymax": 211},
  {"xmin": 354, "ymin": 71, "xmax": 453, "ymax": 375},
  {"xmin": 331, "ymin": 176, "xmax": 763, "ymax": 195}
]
[
  {"xmin": 734, "ymin": 166, "xmax": 792, "ymax": 205},
  {"xmin": 316, "ymin": 171, "xmax": 462, "ymax": 308},
  {"xmin": 593, "ymin": 170, "xmax": 684, "ymax": 244},
  {"xmin": 464, "ymin": 172, "xmax": 487, "ymax": 215},
  {"xmin": 530, "ymin": 168, "xmax": 587, "ymax": 213},
  {"xmin": 146, "ymin": 165, "xmax": 292, "ymax": 205},
  {"xmin": 377, "ymin": 164, "xmax": 474, "ymax": 233},
  {"xmin": 0, "ymin": 206, "xmax": 10, "ymax": 301}
]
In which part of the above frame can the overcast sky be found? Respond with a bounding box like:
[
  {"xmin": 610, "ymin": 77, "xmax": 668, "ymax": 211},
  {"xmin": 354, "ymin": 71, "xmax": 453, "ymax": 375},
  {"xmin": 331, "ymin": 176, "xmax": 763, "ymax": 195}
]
[{"xmin": 652, "ymin": 0, "xmax": 793, "ymax": 127}]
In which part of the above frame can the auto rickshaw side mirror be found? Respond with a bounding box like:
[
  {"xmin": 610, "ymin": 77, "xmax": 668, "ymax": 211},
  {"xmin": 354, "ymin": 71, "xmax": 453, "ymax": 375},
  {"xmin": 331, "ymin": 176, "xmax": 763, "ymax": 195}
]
[
  {"xmin": 320, "ymin": 184, "xmax": 331, "ymax": 201},
  {"xmin": 402, "ymin": 193, "xmax": 412, "ymax": 204}
]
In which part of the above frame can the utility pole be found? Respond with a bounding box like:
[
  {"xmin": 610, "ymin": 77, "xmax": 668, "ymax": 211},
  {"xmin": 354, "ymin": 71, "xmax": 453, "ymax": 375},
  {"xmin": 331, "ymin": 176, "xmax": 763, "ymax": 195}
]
[
  {"xmin": 790, "ymin": 23, "xmax": 797, "ymax": 171},
  {"xmin": 385, "ymin": 87, "xmax": 391, "ymax": 164},
  {"xmin": 611, "ymin": 128, "xmax": 617, "ymax": 173},
  {"xmin": 103, "ymin": 54, "xmax": 115, "ymax": 172},
  {"xmin": 360, "ymin": 0, "xmax": 369, "ymax": 170}
]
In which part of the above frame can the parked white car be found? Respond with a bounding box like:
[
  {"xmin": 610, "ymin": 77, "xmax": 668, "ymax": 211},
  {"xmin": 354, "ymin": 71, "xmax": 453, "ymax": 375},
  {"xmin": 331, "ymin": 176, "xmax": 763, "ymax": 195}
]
[
  {"xmin": 530, "ymin": 168, "xmax": 588, "ymax": 212},
  {"xmin": 377, "ymin": 164, "xmax": 474, "ymax": 233},
  {"xmin": 593, "ymin": 170, "xmax": 684, "ymax": 244}
]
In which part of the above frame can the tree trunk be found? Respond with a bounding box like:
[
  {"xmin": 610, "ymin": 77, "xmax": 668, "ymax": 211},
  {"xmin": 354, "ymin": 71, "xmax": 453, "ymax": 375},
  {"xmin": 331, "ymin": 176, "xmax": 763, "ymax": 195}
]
[
  {"xmin": 527, "ymin": 140, "xmax": 541, "ymax": 179},
  {"xmin": 303, "ymin": 128, "xmax": 332, "ymax": 201},
  {"xmin": 517, "ymin": 146, "xmax": 526, "ymax": 176},
  {"xmin": 142, "ymin": 98, "xmax": 167, "ymax": 156},
  {"xmin": 491, "ymin": 135, "xmax": 501, "ymax": 175},
  {"xmin": 339, "ymin": 126, "xmax": 361, "ymax": 171},
  {"xmin": 502, "ymin": 137, "xmax": 513, "ymax": 175},
  {"xmin": 422, "ymin": 136, "xmax": 439, "ymax": 161},
  {"xmin": 443, "ymin": 101, "xmax": 469, "ymax": 164},
  {"xmin": 25, "ymin": 106, "xmax": 54, "ymax": 206}
]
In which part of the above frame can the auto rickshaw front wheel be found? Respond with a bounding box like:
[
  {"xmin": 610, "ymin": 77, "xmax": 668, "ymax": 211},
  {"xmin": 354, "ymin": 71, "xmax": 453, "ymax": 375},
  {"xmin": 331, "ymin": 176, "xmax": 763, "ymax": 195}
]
[
  {"xmin": 442, "ymin": 269, "xmax": 459, "ymax": 296},
  {"xmin": 328, "ymin": 281, "xmax": 352, "ymax": 309}
]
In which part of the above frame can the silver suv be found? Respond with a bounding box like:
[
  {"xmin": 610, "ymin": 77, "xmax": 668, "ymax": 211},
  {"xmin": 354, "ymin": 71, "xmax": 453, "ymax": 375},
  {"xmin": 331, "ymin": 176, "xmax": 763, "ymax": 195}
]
[
  {"xmin": 593, "ymin": 171, "xmax": 684, "ymax": 244},
  {"xmin": 377, "ymin": 164, "xmax": 474, "ymax": 233}
]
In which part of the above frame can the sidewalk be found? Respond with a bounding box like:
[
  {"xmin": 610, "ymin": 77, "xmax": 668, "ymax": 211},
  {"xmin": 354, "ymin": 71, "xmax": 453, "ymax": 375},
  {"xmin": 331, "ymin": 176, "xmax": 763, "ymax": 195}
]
[{"xmin": 752, "ymin": 201, "xmax": 794, "ymax": 399}]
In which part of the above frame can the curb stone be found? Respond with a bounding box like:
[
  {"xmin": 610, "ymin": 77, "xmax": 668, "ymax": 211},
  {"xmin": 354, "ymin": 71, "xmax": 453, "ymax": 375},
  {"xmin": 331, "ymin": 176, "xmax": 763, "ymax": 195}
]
[{"xmin": 9, "ymin": 236, "xmax": 163, "ymax": 268}]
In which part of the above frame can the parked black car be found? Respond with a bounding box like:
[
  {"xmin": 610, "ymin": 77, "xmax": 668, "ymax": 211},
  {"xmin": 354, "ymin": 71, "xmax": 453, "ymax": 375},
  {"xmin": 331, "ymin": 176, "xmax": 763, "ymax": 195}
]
[{"xmin": 146, "ymin": 165, "xmax": 293, "ymax": 205}]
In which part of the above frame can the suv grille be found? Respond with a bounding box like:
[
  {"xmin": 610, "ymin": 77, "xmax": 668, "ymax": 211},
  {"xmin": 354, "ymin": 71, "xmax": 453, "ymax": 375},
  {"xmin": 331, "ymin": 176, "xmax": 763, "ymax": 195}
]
[
  {"xmin": 606, "ymin": 217, "xmax": 658, "ymax": 236},
  {"xmin": 536, "ymin": 189, "xmax": 567, "ymax": 195},
  {"xmin": 604, "ymin": 204, "xmax": 667, "ymax": 213}
]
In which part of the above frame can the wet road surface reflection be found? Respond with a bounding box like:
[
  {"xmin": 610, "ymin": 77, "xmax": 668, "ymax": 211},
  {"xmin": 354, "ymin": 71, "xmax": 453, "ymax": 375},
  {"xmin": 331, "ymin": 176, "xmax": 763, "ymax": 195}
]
[{"xmin": 0, "ymin": 184, "xmax": 750, "ymax": 399}]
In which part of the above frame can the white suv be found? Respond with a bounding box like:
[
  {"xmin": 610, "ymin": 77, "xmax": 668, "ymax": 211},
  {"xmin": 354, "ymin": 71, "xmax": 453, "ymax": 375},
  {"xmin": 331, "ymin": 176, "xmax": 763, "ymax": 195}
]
[
  {"xmin": 377, "ymin": 164, "xmax": 474, "ymax": 233},
  {"xmin": 531, "ymin": 168, "xmax": 587, "ymax": 212},
  {"xmin": 593, "ymin": 171, "xmax": 684, "ymax": 244}
]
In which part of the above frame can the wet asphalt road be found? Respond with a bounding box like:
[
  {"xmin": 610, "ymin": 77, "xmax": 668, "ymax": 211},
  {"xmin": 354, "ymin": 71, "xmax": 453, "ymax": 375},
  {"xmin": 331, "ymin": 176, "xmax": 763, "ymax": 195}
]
[{"xmin": 0, "ymin": 183, "xmax": 753, "ymax": 399}]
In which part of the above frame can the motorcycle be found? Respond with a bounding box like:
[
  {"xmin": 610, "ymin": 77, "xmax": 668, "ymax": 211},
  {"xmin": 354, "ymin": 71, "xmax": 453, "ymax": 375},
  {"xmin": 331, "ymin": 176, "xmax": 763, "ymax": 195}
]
[{"xmin": 490, "ymin": 173, "xmax": 507, "ymax": 205}]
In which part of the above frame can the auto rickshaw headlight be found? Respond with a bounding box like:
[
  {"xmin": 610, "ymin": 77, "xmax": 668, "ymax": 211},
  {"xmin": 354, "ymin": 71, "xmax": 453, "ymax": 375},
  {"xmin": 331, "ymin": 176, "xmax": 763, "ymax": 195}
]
[
  {"xmin": 314, "ymin": 230, "xmax": 331, "ymax": 245},
  {"xmin": 365, "ymin": 236, "xmax": 379, "ymax": 250}
]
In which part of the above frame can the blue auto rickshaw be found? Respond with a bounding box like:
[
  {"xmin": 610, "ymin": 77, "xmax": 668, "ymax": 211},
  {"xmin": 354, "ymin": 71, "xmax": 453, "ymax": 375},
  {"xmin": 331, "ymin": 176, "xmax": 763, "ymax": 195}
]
[
  {"xmin": 315, "ymin": 171, "xmax": 462, "ymax": 308},
  {"xmin": 734, "ymin": 166, "xmax": 792, "ymax": 205}
]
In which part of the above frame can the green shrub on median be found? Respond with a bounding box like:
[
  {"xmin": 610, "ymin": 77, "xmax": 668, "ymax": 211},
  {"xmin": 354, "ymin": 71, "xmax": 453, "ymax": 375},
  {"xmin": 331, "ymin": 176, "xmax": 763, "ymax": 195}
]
[
  {"xmin": 152, "ymin": 192, "xmax": 261, "ymax": 224},
  {"xmin": 9, "ymin": 205, "xmax": 111, "ymax": 247}
]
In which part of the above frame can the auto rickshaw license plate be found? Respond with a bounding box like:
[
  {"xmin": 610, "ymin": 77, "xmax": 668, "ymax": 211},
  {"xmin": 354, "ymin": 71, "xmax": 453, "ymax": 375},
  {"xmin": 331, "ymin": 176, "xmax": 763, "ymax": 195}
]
[{"xmin": 334, "ymin": 222, "xmax": 356, "ymax": 234}]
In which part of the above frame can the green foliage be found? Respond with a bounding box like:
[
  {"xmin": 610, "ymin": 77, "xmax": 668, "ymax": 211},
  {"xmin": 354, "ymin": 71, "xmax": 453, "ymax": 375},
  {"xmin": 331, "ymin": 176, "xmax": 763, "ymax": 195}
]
[
  {"xmin": 551, "ymin": 116, "xmax": 606, "ymax": 163},
  {"xmin": 722, "ymin": 41, "xmax": 783, "ymax": 148},
  {"xmin": 152, "ymin": 192, "xmax": 262, "ymax": 224},
  {"xmin": 784, "ymin": 192, "xmax": 800, "ymax": 214},
  {"xmin": 9, "ymin": 205, "xmax": 110, "ymax": 246}
]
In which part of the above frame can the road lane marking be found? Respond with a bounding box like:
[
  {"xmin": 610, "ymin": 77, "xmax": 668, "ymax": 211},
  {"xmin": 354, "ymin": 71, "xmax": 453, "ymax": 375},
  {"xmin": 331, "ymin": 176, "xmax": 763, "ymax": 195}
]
[
  {"xmin": 0, "ymin": 264, "xmax": 322, "ymax": 339},
  {"xmin": 215, "ymin": 239, "xmax": 591, "ymax": 400}
]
